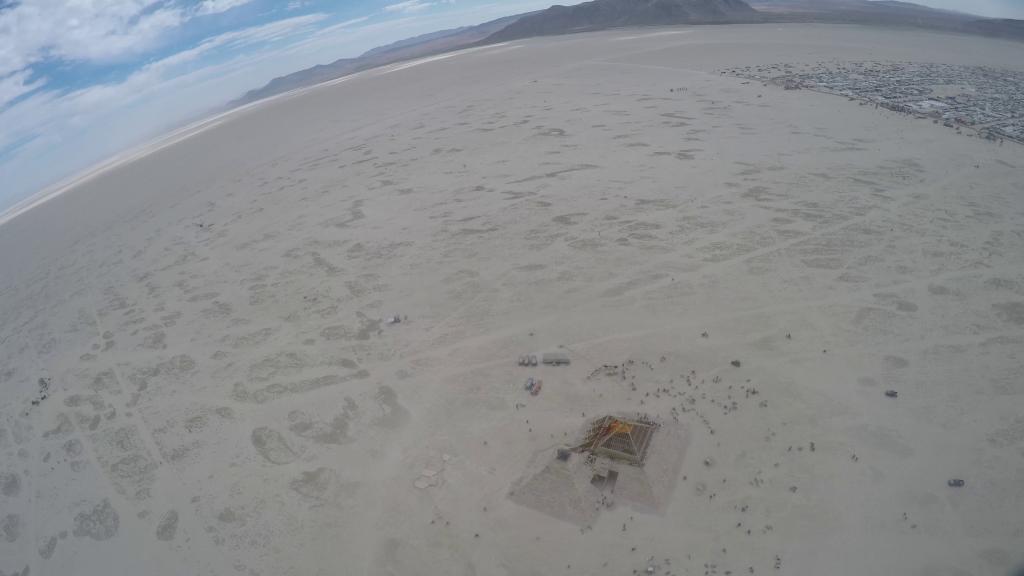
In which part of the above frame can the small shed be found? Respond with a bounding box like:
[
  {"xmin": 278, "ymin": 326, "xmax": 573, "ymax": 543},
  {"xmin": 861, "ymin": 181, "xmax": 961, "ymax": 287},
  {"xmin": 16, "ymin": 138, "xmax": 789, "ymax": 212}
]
[{"xmin": 542, "ymin": 352, "xmax": 570, "ymax": 365}]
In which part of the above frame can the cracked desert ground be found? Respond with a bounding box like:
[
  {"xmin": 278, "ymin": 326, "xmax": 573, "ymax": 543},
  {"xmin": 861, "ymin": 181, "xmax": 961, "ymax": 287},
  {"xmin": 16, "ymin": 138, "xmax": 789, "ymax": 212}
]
[{"xmin": 1, "ymin": 23, "xmax": 1023, "ymax": 576}]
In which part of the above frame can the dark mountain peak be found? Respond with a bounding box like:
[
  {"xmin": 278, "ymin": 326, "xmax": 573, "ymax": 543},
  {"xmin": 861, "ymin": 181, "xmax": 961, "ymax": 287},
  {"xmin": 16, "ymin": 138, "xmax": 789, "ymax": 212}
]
[{"xmin": 484, "ymin": 0, "xmax": 759, "ymax": 42}]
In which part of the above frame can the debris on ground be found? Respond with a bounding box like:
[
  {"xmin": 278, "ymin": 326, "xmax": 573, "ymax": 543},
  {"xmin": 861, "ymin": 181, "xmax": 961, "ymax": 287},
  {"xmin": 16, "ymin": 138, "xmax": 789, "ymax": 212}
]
[{"xmin": 30, "ymin": 377, "xmax": 51, "ymax": 407}]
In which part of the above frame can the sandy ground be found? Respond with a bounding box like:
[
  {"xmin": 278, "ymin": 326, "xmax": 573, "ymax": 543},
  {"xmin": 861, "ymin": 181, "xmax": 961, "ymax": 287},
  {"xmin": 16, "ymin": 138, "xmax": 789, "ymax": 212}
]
[{"xmin": 1, "ymin": 23, "xmax": 1023, "ymax": 576}]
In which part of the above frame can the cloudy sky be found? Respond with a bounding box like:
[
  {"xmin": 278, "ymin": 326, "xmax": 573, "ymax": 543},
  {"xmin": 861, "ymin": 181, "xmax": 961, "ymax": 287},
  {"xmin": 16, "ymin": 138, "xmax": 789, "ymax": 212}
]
[
  {"xmin": 0, "ymin": 0, "xmax": 559, "ymax": 209},
  {"xmin": 0, "ymin": 0, "xmax": 1020, "ymax": 210}
]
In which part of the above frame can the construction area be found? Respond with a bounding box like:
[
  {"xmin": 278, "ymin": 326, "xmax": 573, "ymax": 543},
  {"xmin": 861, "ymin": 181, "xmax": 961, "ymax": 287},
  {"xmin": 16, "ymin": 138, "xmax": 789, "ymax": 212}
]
[
  {"xmin": 508, "ymin": 414, "xmax": 687, "ymax": 526},
  {"xmin": 574, "ymin": 415, "xmax": 659, "ymax": 467}
]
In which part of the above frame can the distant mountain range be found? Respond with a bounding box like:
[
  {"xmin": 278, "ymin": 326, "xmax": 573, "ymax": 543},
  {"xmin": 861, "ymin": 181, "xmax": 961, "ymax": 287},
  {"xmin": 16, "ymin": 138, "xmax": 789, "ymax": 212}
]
[
  {"xmin": 232, "ymin": 0, "xmax": 1023, "ymax": 108},
  {"xmin": 484, "ymin": 0, "xmax": 758, "ymax": 42},
  {"xmin": 750, "ymin": 1, "xmax": 1024, "ymax": 40},
  {"xmin": 958, "ymin": 18, "xmax": 1024, "ymax": 41},
  {"xmin": 230, "ymin": 13, "xmax": 528, "ymax": 107}
]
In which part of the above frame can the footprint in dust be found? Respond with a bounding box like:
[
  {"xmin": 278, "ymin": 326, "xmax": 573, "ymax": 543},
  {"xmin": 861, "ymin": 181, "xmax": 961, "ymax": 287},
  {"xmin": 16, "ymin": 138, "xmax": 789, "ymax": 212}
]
[
  {"xmin": 247, "ymin": 351, "xmax": 310, "ymax": 382},
  {"xmin": 0, "ymin": 472, "xmax": 20, "ymax": 497},
  {"xmin": 216, "ymin": 508, "xmax": 239, "ymax": 524},
  {"xmin": 883, "ymin": 356, "xmax": 909, "ymax": 370},
  {"xmin": 287, "ymin": 400, "xmax": 357, "ymax": 445},
  {"xmin": 373, "ymin": 386, "xmax": 410, "ymax": 430},
  {"xmin": 552, "ymin": 213, "xmax": 587, "ymax": 226},
  {"xmin": 290, "ymin": 467, "xmax": 356, "ymax": 501},
  {"xmin": 993, "ymin": 302, "xmax": 1024, "ymax": 326},
  {"xmin": 355, "ymin": 313, "xmax": 382, "ymax": 341},
  {"xmin": 536, "ymin": 127, "xmax": 567, "ymax": 137},
  {"xmin": 63, "ymin": 439, "xmax": 83, "ymax": 459},
  {"xmin": 874, "ymin": 293, "xmax": 918, "ymax": 313},
  {"xmin": 2, "ymin": 514, "xmax": 21, "ymax": 542},
  {"xmin": 43, "ymin": 413, "xmax": 74, "ymax": 439},
  {"xmin": 89, "ymin": 370, "xmax": 120, "ymax": 394},
  {"xmin": 141, "ymin": 330, "xmax": 167, "ymax": 350},
  {"xmin": 320, "ymin": 325, "xmax": 353, "ymax": 341},
  {"xmin": 986, "ymin": 416, "xmax": 1024, "ymax": 448},
  {"xmin": 38, "ymin": 535, "xmax": 58, "ymax": 559},
  {"xmin": 72, "ymin": 499, "xmax": 119, "ymax": 541},
  {"xmin": 894, "ymin": 300, "xmax": 918, "ymax": 313},
  {"xmin": 155, "ymin": 510, "xmax": 178, "ymax": 541},
  {"xmin": 251, "ymin": 427, "xmax": 298, "ymax": 464},
  {"xmin": 186, "ymin": 292, "xmax": 220, "ymax": 303},
  {"xmin": 852, "ymin": 425, "xmax": 915, "ymax": 459}
]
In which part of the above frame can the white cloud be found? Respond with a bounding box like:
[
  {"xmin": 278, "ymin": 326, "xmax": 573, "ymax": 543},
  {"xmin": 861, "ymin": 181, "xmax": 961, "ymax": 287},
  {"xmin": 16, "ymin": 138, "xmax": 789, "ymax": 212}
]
[
  {"xmin": 189, "ymin": 12, "xmax": 329, "ymax": 53},
  {"xmin": 0, "ymin": 0, "xmax": 260, "ymax": 80},
  {"xmin": 0, "ymin": 1, "xmax": 187, "ymax": 76},
  {"xmin": 0, "ymin": 12, "xmax": 332, "ymax": 201},
  {"xmin": 305, "ymin": 15, "xmax": 373, "ymax": 38},
  {"xmin": 126, "ymin": 12, "xmax": 328, "ymax": 80},
  {"xmin": 384, "ymin": 0, "xmax": 438, "ymax": 14},
  {"xmin": 0, "ymin": 0, "xmax": 541, "ymax": 208},
  {"xmin": 194, "ymin": 0, "xmax": 256, "ymax": 16}
]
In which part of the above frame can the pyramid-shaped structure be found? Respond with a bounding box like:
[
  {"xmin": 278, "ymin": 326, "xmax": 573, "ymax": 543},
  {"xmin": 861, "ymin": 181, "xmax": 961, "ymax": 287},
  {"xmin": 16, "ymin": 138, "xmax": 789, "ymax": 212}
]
[{"xmin": 576, "ymin": 415, "xmax": 658, "ymax": 466}]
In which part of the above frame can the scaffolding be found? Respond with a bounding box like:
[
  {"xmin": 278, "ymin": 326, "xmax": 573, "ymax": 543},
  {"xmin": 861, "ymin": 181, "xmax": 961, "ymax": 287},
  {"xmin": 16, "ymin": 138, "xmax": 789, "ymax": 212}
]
[{"xmin": 573, "ymin": 415, "xmax": 658, "ymax": 466}]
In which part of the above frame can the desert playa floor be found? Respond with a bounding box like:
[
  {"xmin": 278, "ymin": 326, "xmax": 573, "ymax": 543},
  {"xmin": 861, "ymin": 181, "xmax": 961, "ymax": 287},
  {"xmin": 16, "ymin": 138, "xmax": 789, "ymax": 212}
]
[{"xmin": 1, "ymin": 23, "xmax": 1023, "ymax": 576}]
